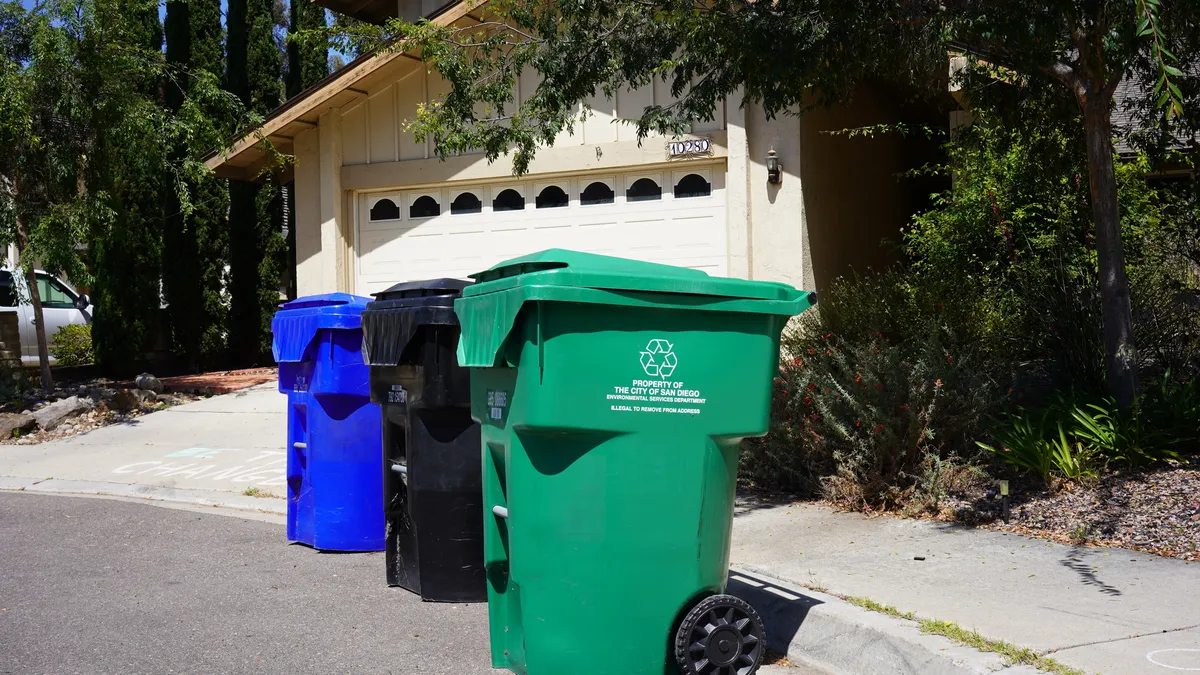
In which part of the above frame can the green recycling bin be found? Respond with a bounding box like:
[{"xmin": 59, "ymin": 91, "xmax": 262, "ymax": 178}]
[{"xmin": 455, "ymin": 250, "xmax": 816, "ymax": 675}]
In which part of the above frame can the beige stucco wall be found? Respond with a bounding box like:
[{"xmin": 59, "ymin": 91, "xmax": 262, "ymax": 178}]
[
  {"xmin": 742, "ymin": 107, "xmax": 814, "ymax": 291},
  {"xmin": 287, "ymin": 59, "xmax": 923, "ymax": 299},
  {"xmin": 293, "ymin": 112, "xmax": 355, "ymax": 298},
  {"xmin": 293, "ymin": 127, "xmax": 324, "ymax": 297},
  {"xmin": 339, "ymin": 64, "xmax": 727, "ymax": 169},
  {"xmin": 796, "ymin": 89, "xmax": 914, "ymax": 293}
]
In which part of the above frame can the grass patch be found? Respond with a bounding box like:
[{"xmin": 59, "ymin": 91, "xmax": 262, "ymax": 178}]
[
  {"xmin": 832, "ymin": 595, "xmax": 1086, "ymax": 675},
  {"xmin": 762, "ymin": 650, "xmax": 796, "ymax": 667},
  {"xmin": 242, "ymin": 487, "xmax": 277, "ymax": 498},
  {"xmin": 917, "ymin": 619, "xmax": 1085, "ymax": 675},
  {"xmin": 843, "ymin": 595, "xmax": 916, "ymax": 621}
]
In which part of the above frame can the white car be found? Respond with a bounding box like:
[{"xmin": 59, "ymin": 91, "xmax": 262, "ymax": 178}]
[{"xmin": 0, "ymin": 269, "xmax": 93, "ymax": 366}]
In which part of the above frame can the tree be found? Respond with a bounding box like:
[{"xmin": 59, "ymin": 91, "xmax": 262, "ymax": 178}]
[
  {"xmin": 227, "ymin": 0, "xmax": 286, "ymax": 366},
  {"xmin": 164, "ymin": 0, "xmax": 231, "ymax": 371},
  {"xmin": 284, "ymin": 0, "xmax": 329, "ymax": 302},
  {"xmin": 341, "ymin": 0, "xmax": 1199, "ymax": 407},
  {"xmin": 0, "ymin": 0, "xmax": 148, "ymax": 388},
  {"xmin": 287, "ymin": 0, "xmax": 329, "ymax": 99},
  {"xmin": 1, "ymin": 0, "xmax": 248, "ymax": 387},
  {"xmin": 86, "ymin": 0, "xmax": 166, "ymax": 375}
]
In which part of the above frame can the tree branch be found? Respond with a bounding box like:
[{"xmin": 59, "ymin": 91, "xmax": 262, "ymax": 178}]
[{"xmin": 1042, "ymin": 60, "xmax": 1083, "ymax": 97}]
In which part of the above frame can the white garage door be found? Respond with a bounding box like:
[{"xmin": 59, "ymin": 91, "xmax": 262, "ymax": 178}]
[{"xmin": 355, "ymin": 165, "xmax": 727, "ymax": 296}]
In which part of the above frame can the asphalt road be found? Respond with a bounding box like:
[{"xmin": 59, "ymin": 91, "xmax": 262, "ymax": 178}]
[
  {"xmin": 0, "ymin": 492, "xmax": 492, "ymax": 675},
  {"xmin": 0, "ymin": 493, "xmax": 810, "ymax": 675}
]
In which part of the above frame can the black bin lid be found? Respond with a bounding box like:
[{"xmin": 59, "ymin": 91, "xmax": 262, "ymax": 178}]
[
  {"xmin": 371, "ymin": 278, "xmax": 472, "ymax": 306},
  {"xmin": 362, "ymin": 278, "xmax": 472, "ymax": 366}
]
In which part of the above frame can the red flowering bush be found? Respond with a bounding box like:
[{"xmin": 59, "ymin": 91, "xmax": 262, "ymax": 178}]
[{"xmin": 742, "ymin": 271, "xmax": 1009, "ymax": 510}]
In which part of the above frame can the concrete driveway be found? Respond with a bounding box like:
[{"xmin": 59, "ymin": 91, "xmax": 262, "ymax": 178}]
[{"xmin": 0, "ymin": 384, "xmax": 288, "ymax": 512}]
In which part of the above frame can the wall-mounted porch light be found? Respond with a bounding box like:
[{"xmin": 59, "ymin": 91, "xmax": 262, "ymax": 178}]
[{"xmin": 766, "ymin": 148, "xmax": 782, "ymax": 184}]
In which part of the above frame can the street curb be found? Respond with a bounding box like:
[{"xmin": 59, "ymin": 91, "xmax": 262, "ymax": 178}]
[
  {"xmin": 727, "ymin": 567, "xmax": 1043, "ymax": 675},
  {"xmin": 0, "ymin": 476, "xmax": 286, "ymax": 516}
]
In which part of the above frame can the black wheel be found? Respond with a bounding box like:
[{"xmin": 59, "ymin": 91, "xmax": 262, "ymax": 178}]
[{"xmin": 674, "ymin": 594, "xmax": 765, "ymax": 675}]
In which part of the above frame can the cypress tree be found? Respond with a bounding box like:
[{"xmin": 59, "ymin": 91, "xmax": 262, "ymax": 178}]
[
  {"xmin": 227, "ymin": 0, "xmax": 285, "ymax": 366},
  {"xmin": 88, "ymin": 0, "xmax": 165, "ymax": 375},
  {"xmin": 283, "ymin": 1, "xmax": 329, "ymax": 300},
  {"xmin": 163, "ymin": 0, "xmax": 229, "ymax": 371},
  {"xmin": 286, "ymin": 1, "xmax": 328, "ymax": 99}
]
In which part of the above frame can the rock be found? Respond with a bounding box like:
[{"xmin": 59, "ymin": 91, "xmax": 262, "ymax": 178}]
[
  {"xmin": 111, "ymin": 389, "xmax": 156, "ymax": 412},
  {"xmin": 0, "ymin": 412, "xmax": 36, "ymax": 439},
  {"xmin": 32, "ymin": 396, "xmax": 95, "ymax": 431},
  {"xmin": 134, "ymin": 373, "xmax": 164, "ymax": 394},
  {"xmin": 158, "ymin": 395, "xmax": 182, "ymax": 406},
  {"xmin": 110, "ymin": 389, "xmax": 138, "ymax": 412}
]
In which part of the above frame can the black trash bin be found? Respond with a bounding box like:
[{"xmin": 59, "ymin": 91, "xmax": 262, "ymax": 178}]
[{"xmin": 361, "ymin": 278, "xmax": 485, "ymax": 603}]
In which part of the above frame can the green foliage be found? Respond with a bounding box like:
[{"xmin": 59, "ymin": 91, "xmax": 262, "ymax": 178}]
[
  {"xmin": 319, "ymin": 0, "xmax": 1200, "ymax": 408},
  {"xmin": 228, "ymin": 179, "xmax": 285, "ymax": 367},
  {"xmin": 746, "ymin": 74, "xmax": 1200, "ymax": 507},
  {"xmin": 226, "ymin": 0, "xmax": 285, "ymax": 367},
  {"xmin": 977, "ymin": 414, "xmax": 1100, "ymax": 487},
  {"xmin": 318, "ymin": 1, "xmax": 1199, "ymax": 174},
  {"xmin": 164, "ymin": 0, "xmax": 231, "ymax": 371},
  {"xmin": 88, "ymin": 0, "xmax": 166, "ymax": 376},
  {"xmin": 903, "ymin": 86, "xmax": 1176, "ymax": 393},
  {"xmin": 0, "ymin": 0, "xmax": 253, "ymax": 378},
  {"xmin": 50, "ymin": 324, "xmax": 93, "ymax": 367},
  {"xmin": 979, "ymin": 381, "xmax": 1194, "ymax": 486},
  {"xmin": 741, "ymin": 271, "xmax": 1007, "ymax": 509},
  {"xmin": 286, "ymin": 0, "xmax": 328, "ymax": 99}
]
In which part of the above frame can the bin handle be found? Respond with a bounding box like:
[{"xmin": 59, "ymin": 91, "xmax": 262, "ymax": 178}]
[
  {"xmin": 492, "ymin": 505, "xmax": 509, "ymax": 519},
  {"xmin": 390, "ymin": 463, "xmax": 408, "ymax": 475},
  {"xmin": 293, "ymin": 441, "xmax": 307, "ymax": 450}
]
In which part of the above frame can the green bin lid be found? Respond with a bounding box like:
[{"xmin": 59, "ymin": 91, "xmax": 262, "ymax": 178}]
[
  {"xmin": 455, "ymin": 249, "xmax": 817, "ymax": 367},
  {"xmin": 463, "ymin": 249, "xmax": 800, "ymax": 301}
]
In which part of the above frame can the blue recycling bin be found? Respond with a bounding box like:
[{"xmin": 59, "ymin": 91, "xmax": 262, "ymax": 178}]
[{"xmin": 272, "ymin": 293, "xmax": 384, "ymax": 551}]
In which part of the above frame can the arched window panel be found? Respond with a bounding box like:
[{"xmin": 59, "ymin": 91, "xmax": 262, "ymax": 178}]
[
  {"xmin": 580, "ymin": 181, "xmax": 615, "ymax": 206},
  {"xmin": 492, "ymin": 188, "xmax": 525, "ymax": 212},
  {"xmin": 451, "ymin": 191, "xmax": 482, "ymax": 215},
  {"xmin": 626, "ymin": 177, "xmax": 662, "ymax": 202},
  {"xmin": 674, "ymin": 173, "xmax": 712, "ymax": 199},
  {"xmin": 535, "ymin": 185, "xmax": 569, "ymax": 209},
  {"xmin": 369, "ymin": 198, "xmax": 400, "ymax": 221},
  {"xmin": 409, "ymin": 195, "xmax": 441, "ymax": 219}
]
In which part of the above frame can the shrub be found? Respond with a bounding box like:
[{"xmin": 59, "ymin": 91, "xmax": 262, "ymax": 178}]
[
  {"xmin": 978, "ymin": 378, "xmax": 1197, "ymax": 486},
  {"xmin": 976, "ymin": 411, "xmax": 1100, "ymax": 487},
  {"xmin": 742, "ymin": 271, "xmax": 1009, "ymax": 509},
  {"xmin": 50, "ymin": 324, "xmax": 93, "ymax": 367}
]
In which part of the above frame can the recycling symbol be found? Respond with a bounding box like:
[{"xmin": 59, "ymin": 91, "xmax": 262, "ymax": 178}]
[{"xmin": 639, "ymin": 339, "xmax": 677, "ymax": 379}]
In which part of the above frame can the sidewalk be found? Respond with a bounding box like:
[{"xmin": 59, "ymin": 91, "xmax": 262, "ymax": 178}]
[
  {"xmin": 3, "ymin": 387, "xmax": 1197, "ymax": 675},
  {"xmin": 730, "ymin": 500, "xmax": 1200, "ymax": 675},
  {"xmin": 0, "ymin": 383, "xmax": 287, "ymax": 510}
]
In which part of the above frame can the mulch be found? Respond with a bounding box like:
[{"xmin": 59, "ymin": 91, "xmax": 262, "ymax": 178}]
[
  {"xmin": 978, "ymin": 464, "xmax": 1200, "ymax": 562},
  {"xmin": 118, "ymin": 368, "xmax": 277, "ymax": 395}
]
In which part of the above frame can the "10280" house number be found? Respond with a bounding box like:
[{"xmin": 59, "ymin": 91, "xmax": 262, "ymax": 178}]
[{"xmin": 666, "ymin": 138, "xmax": 712, "ymax": 158}]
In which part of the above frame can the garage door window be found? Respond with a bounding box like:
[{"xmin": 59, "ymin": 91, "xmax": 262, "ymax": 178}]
[
  {"xmin": 626, "ymin": 178, "xmax": 661, "ymax": 202},
  {"xmin": 581, "ymin": 181, "xmax": 615, "ymax": 206},
  {"xmin": 493, "ymin": 189, "xmax": 525, "ymax": 211},
  {"xmin": 535, "ymin": 185, "xmax": 569, "ymax": 209},
  {"xmin": 369, "ymin": 198, "xmax": 400, "ymax": 221},
  {"xmin": 410, "ymin": 195, "xmax": 441, "ymax": 218},
  {"xmin": 674, "ymin": 174, "xmax": 711, "ymax": 199},
  {"xmin": 451, "ymin": 191, "xmax": 483, "ymax": 215}
]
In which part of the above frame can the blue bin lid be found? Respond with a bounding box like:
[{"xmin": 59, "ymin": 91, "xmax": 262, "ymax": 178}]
[{"xmin": 272, "ymin": 293, "xmax": 372, "ymax": 363}]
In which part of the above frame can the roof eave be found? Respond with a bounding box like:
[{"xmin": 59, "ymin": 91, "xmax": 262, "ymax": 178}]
[{"xmin": 205, "ymin": 0, "xmax": 477, "ymax": 180}]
